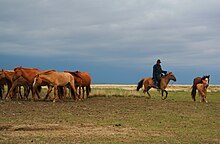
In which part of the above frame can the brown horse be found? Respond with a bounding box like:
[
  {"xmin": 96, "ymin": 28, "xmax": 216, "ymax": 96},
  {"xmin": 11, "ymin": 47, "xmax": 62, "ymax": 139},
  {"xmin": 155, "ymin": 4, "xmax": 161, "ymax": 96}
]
[
  {"xmin": 196, "ymin": 78, "xmax": 209, "ymax": 103},
  {"xmin": 0, "ymin": 69, "xmax": 30, "ymax": 99},
  {"xmin": 12, "ymin": 67, "xmax": 49, "ymax": 100},
  {"xmin": 33, "ymin": 70, "xmax": 77, "ymax": 102},
  {"xmin": 137, "ymin": 72, "xmax": 176, "ymax": 100},
  {"xmin": 0, "ymin": 72, "xmax": 7, "ymax": 99},
  {"xmin": 64, "ymin": 70, "xmax": 91, "ymax": 99},
  {"xmin": 191, "ymin": 75, "xmax": 210, "ymax": 101}
]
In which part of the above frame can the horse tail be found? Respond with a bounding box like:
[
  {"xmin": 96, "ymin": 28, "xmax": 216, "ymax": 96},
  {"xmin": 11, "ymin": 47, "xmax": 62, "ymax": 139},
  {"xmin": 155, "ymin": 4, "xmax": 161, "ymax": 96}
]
[
  {"xmin": 191, "ymin": 84, "xmax": 197, "ymax": 101},
  {"xmin": 88, "ymin": 85, "xmax": 91, "ymax": 93},
  {"xmin": 137, "ymin": 79, "xmax": 144, "ymax": 91}
]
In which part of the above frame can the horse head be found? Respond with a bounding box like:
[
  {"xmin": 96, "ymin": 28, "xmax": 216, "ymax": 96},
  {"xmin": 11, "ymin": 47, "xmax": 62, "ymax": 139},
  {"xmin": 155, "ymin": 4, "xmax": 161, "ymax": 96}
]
[
  {"xmin": 167, "ymin": 72, "xmax": 176, "ymax": 82},
  {"xmin": 202, "ymin": 75, "xmax": 210, "ymax": 84},
  {"xmin": 0, "ymin": 69, "xmax": 6, "ymax": 79},
  {"xmin": 12, "ymin": 66, "xmax": 23, "ymax": 81},
  {"xmin": 33, "ymin": 74, "xmax": 42, "ymax": 87}
]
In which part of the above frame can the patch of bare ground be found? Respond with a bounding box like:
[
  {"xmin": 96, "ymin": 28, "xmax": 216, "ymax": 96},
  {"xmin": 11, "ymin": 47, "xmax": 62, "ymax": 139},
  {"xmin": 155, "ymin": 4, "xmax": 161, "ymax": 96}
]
[{"xmin": 0, "ymin": 124, "xmax": 140, "ymax": 140}]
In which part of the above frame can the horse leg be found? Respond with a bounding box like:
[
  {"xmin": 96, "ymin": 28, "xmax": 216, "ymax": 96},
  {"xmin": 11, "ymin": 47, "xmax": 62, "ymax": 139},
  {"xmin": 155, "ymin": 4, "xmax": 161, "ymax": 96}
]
[
  {"xmin": 78, "ymin": 86, "xmax": 83, "ymax": 100},
  {"xmin": 78, "ymin": 86, "xmax": 82, "ymax": 99},
  {"xmin": 32, "ymin": 85, "xmax": 41, "ymax": 100},
  {"xmin": 191, "ymin": 85, "xmax": 197, "ymax": 101},
  {"xmin": 63, "ymin": 86, "xmax": 67, "ymax": 99},
  {"xmin": 36, "ymin": 87, "xmax": 41, "ymax": 99},
  {"xmin": 204, "ymin": 91, "xmax": 208, "ymax": 103},
  {"xmin": 24, "ymin": 85, "xmax": 31, "ymax": 100},
  {"xmin": 161, "ymin": 90, "xmax": 168, "ymax": 100},
  {"xmin": 0, "ymin": 87, "xmax": 2, "ymax": 99},
  {"xmin": 82, "ymin": 86, "xmax": 85, "ymax": 99},
  {"xmin": 85, "ymin": 86, "xmax": 89, "ymax": 99},
  {"xmin": 6, "ymin": 83, "xmax": 17, "ymax": 100},
  {"xmin": 30, "ymin": 87, "xmax": 37, "ymax": 101},
  {"xmin": 53, "ymin": 85, "xmax": 58, "ymax": 102},
  {"xmin": 44, "ymin": 85, "xmax": 53, "ymax": 100},
  {"xmin": 146, "ymin": 86, "xmax": 151, "ymax": 98},
  {"xmin": 70, "ymin": 82, "xmax": 77, "ymax": 100}
]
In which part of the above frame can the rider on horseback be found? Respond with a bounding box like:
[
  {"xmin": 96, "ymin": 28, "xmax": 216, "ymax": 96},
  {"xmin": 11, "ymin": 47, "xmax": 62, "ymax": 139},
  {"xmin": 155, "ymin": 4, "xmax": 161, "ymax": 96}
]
[{"xmin": 153, "ymin": 59, "xmax": 167, "ymax": 88}]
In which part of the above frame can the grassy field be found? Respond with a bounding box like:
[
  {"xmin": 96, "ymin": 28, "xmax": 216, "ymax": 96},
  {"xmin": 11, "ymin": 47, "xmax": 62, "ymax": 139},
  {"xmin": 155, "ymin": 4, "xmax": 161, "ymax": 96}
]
[{"xmin": 0, "ymin": 85, "xmax": 219, "ymax": 143}]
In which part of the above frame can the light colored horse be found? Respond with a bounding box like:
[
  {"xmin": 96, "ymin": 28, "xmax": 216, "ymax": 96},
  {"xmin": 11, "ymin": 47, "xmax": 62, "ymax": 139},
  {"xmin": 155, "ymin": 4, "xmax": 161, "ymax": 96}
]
[
  {"xmin": 196, "ymin": 78, "xmax": 209, "ymax": 103},
  {"xmin": 137, "ymin": 72, "xmax": 176, "ymax": 100},
  {"xmin": 191, "ymin": 75, "xmax": 210, "ymax": 101},
  {"xmin": 33, "ymin": 70, "xmax": 77, "ymax": 102}
]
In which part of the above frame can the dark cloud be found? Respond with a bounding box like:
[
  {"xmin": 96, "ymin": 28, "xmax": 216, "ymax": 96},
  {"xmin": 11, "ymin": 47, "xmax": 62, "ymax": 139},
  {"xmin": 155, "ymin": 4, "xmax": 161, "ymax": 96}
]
[{"xmin": 0, "ymin": 0, "xmax": 220, "ymax": 84}]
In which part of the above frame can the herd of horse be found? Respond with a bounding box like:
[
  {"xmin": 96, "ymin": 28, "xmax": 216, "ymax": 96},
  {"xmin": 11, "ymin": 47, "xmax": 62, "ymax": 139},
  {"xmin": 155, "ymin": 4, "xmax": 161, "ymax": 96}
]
[
  {"xmin": 0, "ymin": 67, "xmax": 210, "ymax": 103},
  {"xmin": 0, "ymin": 67, "xmax": 91, "ymax": 102}
]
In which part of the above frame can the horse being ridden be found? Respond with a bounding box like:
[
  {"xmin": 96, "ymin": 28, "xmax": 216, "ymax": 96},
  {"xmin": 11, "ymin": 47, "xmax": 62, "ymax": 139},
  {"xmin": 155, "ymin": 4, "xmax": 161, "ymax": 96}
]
[
  {"xmin": 137, "ymin": 72, "xmax": 176, "ymax": 100},
  {"xmin": 191, "ymin": 75, "xmax": 210, "ymax": 101},
  {"xmin": 196, "ymin": 78, "xmax": 209, "ymax": 103}
]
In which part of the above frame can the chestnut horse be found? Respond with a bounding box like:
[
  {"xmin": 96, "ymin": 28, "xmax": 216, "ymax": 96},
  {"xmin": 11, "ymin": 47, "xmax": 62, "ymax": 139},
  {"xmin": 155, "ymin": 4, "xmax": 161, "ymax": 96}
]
[
  {"xmin": 64, "ymin": 70, "xmax": 91, "ymax": 99},
  {"xmin": 12, "ymin": 67, "xmax": 49, "ymax": 100},
  {"xmin": 191, "ymin": 75, "xmax": 210, "ymax": 101},
  {"xmin": 196, "ymin": 78, "xmax": 209, "ymax": 103},
  {"xmin": 137, "ymin": 72, "xmax": 176, "ymax": 100},
  {"xmin": 33, "ymin": 70, "xmax": 77, "ymax": 102}
]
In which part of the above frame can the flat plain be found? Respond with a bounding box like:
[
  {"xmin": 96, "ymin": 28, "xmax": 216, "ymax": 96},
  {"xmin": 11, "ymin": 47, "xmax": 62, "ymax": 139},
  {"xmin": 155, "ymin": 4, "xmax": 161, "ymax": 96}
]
[{"xmin": 0, "ymin": 85, "xmax": 219, "ymax": 143}]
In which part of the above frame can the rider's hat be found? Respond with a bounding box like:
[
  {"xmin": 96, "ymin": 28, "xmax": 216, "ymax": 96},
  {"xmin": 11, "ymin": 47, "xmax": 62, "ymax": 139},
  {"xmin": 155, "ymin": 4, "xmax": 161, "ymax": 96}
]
[{"xmin": 157, "ymin": 59, "xmax": 161, "ymax": 63}]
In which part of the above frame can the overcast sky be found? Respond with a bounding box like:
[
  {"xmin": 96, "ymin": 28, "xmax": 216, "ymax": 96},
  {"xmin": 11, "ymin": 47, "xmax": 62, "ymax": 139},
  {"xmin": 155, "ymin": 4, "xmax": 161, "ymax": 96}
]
[{"xmin": 0, "ymin": 0, "xmax": 220, "ymax": 84}]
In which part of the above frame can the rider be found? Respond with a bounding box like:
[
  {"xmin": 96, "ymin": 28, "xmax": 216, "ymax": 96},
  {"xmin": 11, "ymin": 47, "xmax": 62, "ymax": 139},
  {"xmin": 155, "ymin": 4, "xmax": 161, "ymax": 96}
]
[{"xmin": 152, "ymin": 59, "xmax": 167, "ymax": 88}]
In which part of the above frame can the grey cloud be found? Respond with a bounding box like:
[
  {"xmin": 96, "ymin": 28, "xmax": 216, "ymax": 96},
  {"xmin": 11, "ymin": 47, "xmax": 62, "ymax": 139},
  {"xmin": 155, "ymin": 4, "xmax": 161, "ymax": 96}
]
[{"xmin": 0, "ymin": 0, "xmax": 220, "ymax": 67}]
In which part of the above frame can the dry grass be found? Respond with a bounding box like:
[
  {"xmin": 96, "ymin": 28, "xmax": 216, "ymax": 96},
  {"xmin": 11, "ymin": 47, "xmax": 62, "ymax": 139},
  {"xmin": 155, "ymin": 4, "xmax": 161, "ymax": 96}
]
[{"xmin": 0, "ymin": 85, "xmax": 219, "ymax": 143}]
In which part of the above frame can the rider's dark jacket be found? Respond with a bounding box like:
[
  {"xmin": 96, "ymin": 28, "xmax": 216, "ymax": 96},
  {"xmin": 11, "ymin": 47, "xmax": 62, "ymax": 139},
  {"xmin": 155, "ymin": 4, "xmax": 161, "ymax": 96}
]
[{"xmin": 153, "ymin": 64, "xmax": 167, "ymax": 82}]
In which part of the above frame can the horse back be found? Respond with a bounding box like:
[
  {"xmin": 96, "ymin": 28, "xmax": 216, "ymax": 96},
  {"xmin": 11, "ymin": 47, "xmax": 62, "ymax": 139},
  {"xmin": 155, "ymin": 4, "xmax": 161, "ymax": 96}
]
[
  {"xmin": 65, "ymin": 71, "xmax": 91, "ymax": 86},
  {"xmin": 80, "ymin": 72, "xmax": 91, "ymax": 86},
  {"xmin": 193, "ymin": 77, "xmax": 202, "ymax": 86},
  {"xmin": 143, "ymin": 77, "xmax": 154, "ymax": 86}
]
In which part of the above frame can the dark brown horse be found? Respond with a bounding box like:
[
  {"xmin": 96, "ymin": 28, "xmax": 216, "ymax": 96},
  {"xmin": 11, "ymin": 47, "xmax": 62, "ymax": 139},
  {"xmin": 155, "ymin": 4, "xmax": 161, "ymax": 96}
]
[
  {"xmin": 137, "ymin": 72, "xmax": 176, "ymax": 100},
  {"xmin": 0, "ymin": 69, "xmax": 30, "ymax": 99},
  {"xmin": 0, "ymin": 74, "xmax": 7, "ymax": 99},
  {"xmin": 64, "ymin": 70, "xmax": 91, "ymax": 99},
  {"xmin": 191, "ymin": 75, "xmax": 210, "ymax": 101}
]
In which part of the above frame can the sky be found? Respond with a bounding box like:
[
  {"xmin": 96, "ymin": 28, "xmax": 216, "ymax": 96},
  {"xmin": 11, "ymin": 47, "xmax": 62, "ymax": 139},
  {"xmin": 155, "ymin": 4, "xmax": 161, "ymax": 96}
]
[{"xmin": 0, "ymin": 0, "xmax": 220, "ymax": 84}]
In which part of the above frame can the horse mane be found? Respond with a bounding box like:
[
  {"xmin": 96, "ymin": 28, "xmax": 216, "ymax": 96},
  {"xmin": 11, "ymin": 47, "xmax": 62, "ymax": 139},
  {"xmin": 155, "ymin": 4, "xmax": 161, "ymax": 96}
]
[
  {"xmin": 14, "ymin": 66, "xmax": 38, "ymax": 71},
  {"xmin": 201, "ymin": 75, "xmax": 210, "ymax": 80},
  {"xmin": 38, "ymin": 70, "xmax": 56, "ymax": 76},
  {"xmin": 162, "ymin": 72, "xmax": 171, "ymax": 78},
  {"xmin": 64, "ymin": 70, "xmax": 83, "ymax": 79}
]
